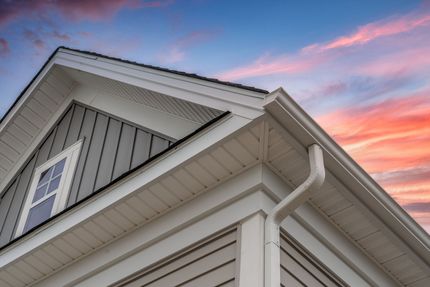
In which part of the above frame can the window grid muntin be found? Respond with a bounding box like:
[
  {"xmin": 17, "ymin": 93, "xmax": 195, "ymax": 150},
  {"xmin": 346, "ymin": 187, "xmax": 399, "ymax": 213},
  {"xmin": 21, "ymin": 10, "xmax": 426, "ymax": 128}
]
[{"xmin": 31, "ymin": 158, "xmax": 66, "ymax": 206}]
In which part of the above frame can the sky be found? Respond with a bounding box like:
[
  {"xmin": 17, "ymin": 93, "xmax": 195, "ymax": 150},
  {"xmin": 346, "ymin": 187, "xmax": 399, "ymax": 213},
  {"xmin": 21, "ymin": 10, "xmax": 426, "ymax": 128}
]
[{"xmin": 0, "ymin": 0, "xmax": 429, "ymax": 233}]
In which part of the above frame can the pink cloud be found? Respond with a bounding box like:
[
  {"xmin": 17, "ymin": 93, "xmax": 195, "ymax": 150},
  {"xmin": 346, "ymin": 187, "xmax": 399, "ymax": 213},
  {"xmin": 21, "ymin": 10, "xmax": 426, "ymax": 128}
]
[
  {"xmin": 159, "ymin": 30, "xmax": 219, "ymax": 63},
  {"xmin": 0, "ymin": 37, "xmax": 9, "ymax": 56},
  {"xmin": 218, "ymin": 9, "xmax": 430, "ymax": 81},
  {"xmin": 316, "ymin": 91, "xmax": 430, "ymax": 231},
  {"xmin": 354, "ymin": 45, "xmax": 430, "ymax": 77},
  {"xmin": 54, "ymin": 0, "xmax": 136, "ymax": 21},
  {"xmin": 51, "ymin": 31, "xmax": 71, "ymax": 41},
  {"xmin": 217, "ymin": 53, "xmax": 327, "ymax": 81},
  {"xmin": 305, "ymin": 12, "xmax": 430, "ymax": 52},
  {"xmin": 0, "ymin": 0, "xmax": 174, "ymax": 26},
  {"xmin": 23, "ymin": 29, "xmax": 46, "ymax": 51}
]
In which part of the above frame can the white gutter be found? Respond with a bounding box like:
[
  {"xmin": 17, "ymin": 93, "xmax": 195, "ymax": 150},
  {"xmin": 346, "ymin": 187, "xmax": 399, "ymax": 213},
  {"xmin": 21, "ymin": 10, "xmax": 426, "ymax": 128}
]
[{"xmin": 264, "ymin": 144, "xmax": 325, "ymax": 287}]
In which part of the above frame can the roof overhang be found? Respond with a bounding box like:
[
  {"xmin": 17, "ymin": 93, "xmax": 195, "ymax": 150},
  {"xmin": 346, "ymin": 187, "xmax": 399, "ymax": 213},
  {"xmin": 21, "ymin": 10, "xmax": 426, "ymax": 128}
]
[{"xmin": 0, "ymin": 47, "xmax": 267, "ymax": 196}]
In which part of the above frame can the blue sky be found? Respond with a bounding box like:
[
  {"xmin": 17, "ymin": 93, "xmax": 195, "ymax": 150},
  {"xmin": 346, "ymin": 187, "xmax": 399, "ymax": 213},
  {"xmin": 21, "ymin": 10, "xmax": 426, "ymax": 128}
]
[{"xmin": 1, "ymin": 0, "xmax": 430, "ymax": 231}]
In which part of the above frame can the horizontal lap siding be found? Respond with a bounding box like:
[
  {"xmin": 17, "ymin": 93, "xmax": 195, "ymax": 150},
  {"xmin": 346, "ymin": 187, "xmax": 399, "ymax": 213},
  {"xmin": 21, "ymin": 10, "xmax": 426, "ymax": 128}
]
[
  {"xmin": 0, "ymin": 103, "xmax": 173, "ymax": 248},
  {"xmin": 280, "ymin": 231, "xmax": 345, "ymax": 287},
  {"xmin": 117, "ymin": 228, "xmax": 238, "ymax": 287}
]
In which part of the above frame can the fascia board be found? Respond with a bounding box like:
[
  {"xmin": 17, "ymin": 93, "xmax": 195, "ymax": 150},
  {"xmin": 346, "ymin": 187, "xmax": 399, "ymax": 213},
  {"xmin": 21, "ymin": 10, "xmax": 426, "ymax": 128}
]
[
  {"xmin": 0, "ymin": 114, "xmax": 252, "ymax": 268},
  {"xmin": 264, "ymin": 88, "xmax": 430, "ymax": 265},
  {"xmin": 54, "ymin": 50, "xmax": 265, "ymax": 119}
]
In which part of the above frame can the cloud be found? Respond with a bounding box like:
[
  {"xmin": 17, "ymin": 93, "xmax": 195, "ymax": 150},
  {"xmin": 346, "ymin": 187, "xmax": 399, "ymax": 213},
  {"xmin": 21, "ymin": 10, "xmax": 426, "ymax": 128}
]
[
  {"xmin": 403, "ymin": 202, "xmax": 430, "ymax": 213},
  {"xmin": 0, "ymin": 37, "xmax": 9, "ymax": 56},
  {"xmin": 0, "ymin": 0, "xmax": 174, "ymax": 26},
  {"xmin": 217, "ymin": 52, "xmax": 327, "ymax": 81},
  {"xmin": 23, "ymin": 29, "xmax": 46, "ymax": 51},
  {"xmin": 51, "ymin": 31, "xmax": 71, "ymax": 41},
  {"xmin": 159, "ymin": 30, "xmax": 219, "ymax": 63},
  {"xmin": 217, "ymin": 9, "xmax": 430, "ymax": 81},
  {"xmin": 304, "ymin": 12, "xmax": 430, "ymax": 52},
  {"xmin": 316, "ymin": 90, "xmax": 430, "ymax": 223},
  {"xmin": 317, "ymin": 90, "xmax": 430, "ymax": 171}
]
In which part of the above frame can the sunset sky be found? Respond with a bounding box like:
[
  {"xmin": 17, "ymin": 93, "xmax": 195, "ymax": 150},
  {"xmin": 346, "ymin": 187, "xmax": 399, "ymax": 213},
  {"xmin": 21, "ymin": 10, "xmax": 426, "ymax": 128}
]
[{"xmin": 0, "ymin": 0, "xmax": 429, "ymax": 232}]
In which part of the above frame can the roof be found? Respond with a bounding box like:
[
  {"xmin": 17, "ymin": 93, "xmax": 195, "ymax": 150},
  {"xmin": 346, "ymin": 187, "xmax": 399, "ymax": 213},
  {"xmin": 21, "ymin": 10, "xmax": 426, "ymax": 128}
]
[{"xmin": 0, "ymin": 46, "xmax": 268, "ymax": 126}]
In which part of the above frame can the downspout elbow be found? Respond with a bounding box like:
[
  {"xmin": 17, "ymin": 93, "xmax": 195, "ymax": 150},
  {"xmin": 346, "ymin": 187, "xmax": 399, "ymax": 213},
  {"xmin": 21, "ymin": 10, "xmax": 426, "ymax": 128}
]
[{"xmin": 264, "ymin": 144, "xmax": 325, "ymax": 287}]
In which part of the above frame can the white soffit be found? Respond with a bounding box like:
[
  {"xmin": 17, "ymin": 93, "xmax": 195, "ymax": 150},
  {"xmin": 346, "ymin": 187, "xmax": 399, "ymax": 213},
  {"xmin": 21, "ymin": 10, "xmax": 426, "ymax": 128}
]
[
  {"xmin": 62, "ymin": 67, "xmax": 223, "ymax": 125},
  {"xmin": 0, "ymin": 65, "xmax": 75, "ymax": 189}
]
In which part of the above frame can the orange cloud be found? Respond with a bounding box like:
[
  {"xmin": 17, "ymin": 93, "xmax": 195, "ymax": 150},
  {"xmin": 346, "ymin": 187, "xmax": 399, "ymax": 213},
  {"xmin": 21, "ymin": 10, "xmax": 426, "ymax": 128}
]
[
  {"xmin": 318, "ymin": 92, "xmax": 430, "ymax": 172},
  {"xmin": 316, "ymin": 92, "xmax": 430, "ymax": 229}
]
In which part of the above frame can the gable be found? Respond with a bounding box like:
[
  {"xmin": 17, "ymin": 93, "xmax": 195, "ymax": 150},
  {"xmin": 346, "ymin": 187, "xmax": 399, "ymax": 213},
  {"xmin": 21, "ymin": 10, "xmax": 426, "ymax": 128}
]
[
  {"xmin": 0, "ymin": 47, "xmax": 265, "ymax": 197},
  {"xmin": 0, "ymin": 102, "xmax": 173, "ymax": 247}
]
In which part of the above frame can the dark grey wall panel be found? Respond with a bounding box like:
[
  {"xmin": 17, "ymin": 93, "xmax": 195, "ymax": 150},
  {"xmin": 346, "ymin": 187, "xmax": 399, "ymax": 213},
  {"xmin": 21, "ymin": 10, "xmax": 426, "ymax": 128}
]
[
  {"xmin": 49, "ymin": 105, "xmax": 73, "ymax": 157},
  {"xmin": 0, "ymin": 179, "xmax": 17, "ymax": 235},
  {"xmin": 94, "ymin": 118, "xmax": 121, "ymax": 190},
  {"xmin": 64, "ymin": 104, "xmax": 85, "ymax": 149},
  {"xmin": 0, "ymin": 155, "xmax": 37, "ymax": 246},
  {"xmin": 150, "ymin": 135, "xmax": 169, "ymax": 157},
  {"xmin": 0, "ymin": 102, "xmax": 173, "ymax": 247},
  {"xmin": 280, "ymin": 231, "xmax": 345, "ymax": 287},
  {"xmin": 112, "ymin": 124, "xmax": 136, "ymax": 180},
  {"xmin": 77, "ymin": 113, "xmax": 108, "ymax": 201},
  {"xmin": 67, "ymin": 108, "xmax": 97, "ymax": 206},
  {"xmin": 130, "ymin": 130, "xmax": 151, "ymax": 169}
]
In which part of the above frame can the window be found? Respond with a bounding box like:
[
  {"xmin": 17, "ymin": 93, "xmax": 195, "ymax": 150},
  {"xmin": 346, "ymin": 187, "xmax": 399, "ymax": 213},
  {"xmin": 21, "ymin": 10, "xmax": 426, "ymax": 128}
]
[{"xmin": 16, "ymin": 140, "xmax": 83, "ymax": 236}]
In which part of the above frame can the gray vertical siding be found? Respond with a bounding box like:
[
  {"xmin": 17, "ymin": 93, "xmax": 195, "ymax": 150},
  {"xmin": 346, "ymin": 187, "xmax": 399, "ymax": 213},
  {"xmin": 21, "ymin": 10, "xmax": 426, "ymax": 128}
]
[
  {"xmin": 116, "ymin": 228, "xmax": 238, "ymax": 287},
  {"xmin": 0, "ymin": 102, "xmax": 173, "ymax": 247},
  {"xmin": 280, "ymin": 231, "xmax": 346, "ymax": 287}
]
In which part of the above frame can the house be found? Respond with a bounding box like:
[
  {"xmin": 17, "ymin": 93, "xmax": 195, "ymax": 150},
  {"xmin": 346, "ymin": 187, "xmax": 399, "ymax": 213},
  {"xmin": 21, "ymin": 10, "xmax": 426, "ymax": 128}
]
[{"xmin": 0, "ymin": 46, "xmax": 429, "ymax": 287}]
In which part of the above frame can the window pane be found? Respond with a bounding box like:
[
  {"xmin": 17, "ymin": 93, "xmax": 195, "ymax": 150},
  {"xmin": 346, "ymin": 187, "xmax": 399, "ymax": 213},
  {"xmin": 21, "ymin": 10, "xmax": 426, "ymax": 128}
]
[
  {"xmin": 38, "ymin": 167, "xmax": 53, "ymax": 186},
  {"xmin": 53, "ymin": 158, "xmax": 66, "ymax": 178},
  {"xmin": 47, "ymin": 176, "xmax": 61, "ymax": 194},
  {"xmin": 33, "ymin": 183, "xmax": 48, "ymax": 203},
  {"xmin": 23, "ymin": 195, "xmax": 55, "ymax": 233}
]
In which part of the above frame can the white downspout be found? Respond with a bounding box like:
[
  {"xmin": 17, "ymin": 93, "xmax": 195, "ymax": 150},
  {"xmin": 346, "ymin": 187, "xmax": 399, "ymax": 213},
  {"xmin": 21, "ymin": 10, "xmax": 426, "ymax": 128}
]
[{"xmin": 264, "ymin": 144, "xmax": 325, "ymax": 287}]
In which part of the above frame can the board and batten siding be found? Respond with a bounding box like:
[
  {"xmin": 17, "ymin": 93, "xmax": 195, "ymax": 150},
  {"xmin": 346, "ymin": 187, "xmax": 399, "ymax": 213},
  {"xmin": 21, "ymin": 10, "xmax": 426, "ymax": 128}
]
[
  {"xmin": 280, "ymin": 231, "xmax": 346, "ymax": 287},
  {"xmin": 114, "ymin": 228, "xmax": 238, "ymax": 287},
  {"xmin": 0, "ymin": 102, "xmax": 173, "ymax": 247}
]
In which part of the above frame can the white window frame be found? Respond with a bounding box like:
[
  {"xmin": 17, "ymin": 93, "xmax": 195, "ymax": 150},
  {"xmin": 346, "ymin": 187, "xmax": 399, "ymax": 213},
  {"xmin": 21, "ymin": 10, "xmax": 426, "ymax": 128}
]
[{"xmin": 15, "ymin": 139, "xmax": 83, "ymax": 237}]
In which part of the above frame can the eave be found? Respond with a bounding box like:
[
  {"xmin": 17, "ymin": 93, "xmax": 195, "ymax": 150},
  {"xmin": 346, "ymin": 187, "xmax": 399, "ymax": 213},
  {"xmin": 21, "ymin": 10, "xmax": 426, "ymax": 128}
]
[{"xmin": 264, "ymin": 88, "xmax": 430, "ymax": 286}]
